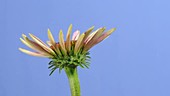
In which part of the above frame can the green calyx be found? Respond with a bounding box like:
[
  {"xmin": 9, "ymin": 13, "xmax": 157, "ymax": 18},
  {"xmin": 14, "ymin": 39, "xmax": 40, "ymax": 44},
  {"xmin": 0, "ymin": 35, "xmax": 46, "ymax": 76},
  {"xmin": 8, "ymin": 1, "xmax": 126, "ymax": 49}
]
[{"xmin": 48, "ymin": 51, "xmax": 90, "ymax": 76}]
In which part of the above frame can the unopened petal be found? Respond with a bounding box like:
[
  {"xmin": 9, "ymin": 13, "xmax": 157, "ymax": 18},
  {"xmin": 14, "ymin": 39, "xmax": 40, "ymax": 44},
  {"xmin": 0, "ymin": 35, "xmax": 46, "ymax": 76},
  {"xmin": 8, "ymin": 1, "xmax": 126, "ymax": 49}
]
[
  {"xmin": 66, "ymin": 24, "xmax": 72, "ymax": 52},
  {"xmin": 55, "ymin": 43, "xmax": 62, "ymax": 56},
  {"xmin": 84, "ymin": 28, "xmax": 100, "ymax": 44},
  {"xmin": 47, "ymin": 29, "xmax": 56, "ymax": 46},
  {"xmin": 83, "ymin": 26, "xmax": 94, "ymax": 42},
  {"xmin": 59, "ymin": 30, "xmax": 67, "ymax": 55},
  {"xmin": 22, "ymin": 34, "xmax": 27, "ymax": 39},
  {"xmin": 20, "ymin": 37, "xmax": 52, "ymax": 56},
  {"xmin": 20, "ymin": 38, "xmax": 40, "ymax": 52},
  {"xmin": 95, "ymin": 28, "xmax": 116, "ymax": 44},
  {"xmin": 19, "ymin": 48, "xmax": 49, "ymax": 57},
  {"xmin": 46, "ymin": 41, "xmax": 52, "ymax": 46},
  {"xmin": 29, "ymin": 33, "xmax": 55, "ymax": 55},
  {"xmin": 20, "ymin": 38, "xmax": 33, "ymax": 49},
  {"xmin": 72, "ymin": 30, "xmax": 80, "ymax": 40},
  {"xmin": 84, "ymin": 28, "xmax": 115, "ymax": 51},
  {"xmin": 74, "ymin": 33, "xmax": 85, "ymax": 54},
  {"xmin": 84, "ymin": 27, "xmax": 105, "ymax": 49}
]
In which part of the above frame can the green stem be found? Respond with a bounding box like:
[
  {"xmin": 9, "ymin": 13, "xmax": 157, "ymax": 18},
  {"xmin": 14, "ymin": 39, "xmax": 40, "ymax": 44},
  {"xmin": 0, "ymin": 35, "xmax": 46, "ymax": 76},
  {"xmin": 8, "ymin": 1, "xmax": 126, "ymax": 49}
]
[{"xmin": 65, "ymin": 67, "xmax": 81, "ymax": 96}]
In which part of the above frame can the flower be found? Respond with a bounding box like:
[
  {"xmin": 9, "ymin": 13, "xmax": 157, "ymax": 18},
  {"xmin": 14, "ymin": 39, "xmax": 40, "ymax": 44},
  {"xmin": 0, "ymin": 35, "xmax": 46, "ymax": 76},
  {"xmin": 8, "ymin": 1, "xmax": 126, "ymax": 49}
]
[{"xmin": 19, "ymin": 24, "xmax": 115, "ymax": 75}]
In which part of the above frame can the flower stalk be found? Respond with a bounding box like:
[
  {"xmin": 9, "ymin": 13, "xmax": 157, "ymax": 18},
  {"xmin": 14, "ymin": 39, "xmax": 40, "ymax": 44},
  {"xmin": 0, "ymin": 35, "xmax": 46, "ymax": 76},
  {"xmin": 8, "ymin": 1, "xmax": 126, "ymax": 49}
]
[{"xmin": 65, "ymin": 67, "xmax": 81, "ymax": 96}]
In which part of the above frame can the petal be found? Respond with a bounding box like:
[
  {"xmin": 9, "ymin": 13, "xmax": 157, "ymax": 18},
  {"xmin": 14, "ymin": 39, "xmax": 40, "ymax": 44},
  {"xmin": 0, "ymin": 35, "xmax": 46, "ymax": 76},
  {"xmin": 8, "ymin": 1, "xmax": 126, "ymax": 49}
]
[
  {"xmin": 84, "ymin": 28, "xmax": 104, "ymax": 44},
  {"xmin": 66, "ymin": 24, "xmax": 72, "ymax": 52},
  {"xmin": 84, "ymin": 31, "xmax": 96, "ymax": 44},
  {"xmin": 95, "ymin": 28, "xmax": 116, "ymax": 44},
  {"xmin": 85, "ymin": 28, "xmax": 115, "ymax": 51},
  {"xmin": 59, "ymin": 30, "xmax": 67, "ymax": 55},
  {"xmin": 72, "ymin": 30, "xmax": 80, "ymax": 40},
  {"xmin": 20, "ymin": 36, "xmax": 52, "ymax": 56},
  {"xmin": 47, "ymin": 29, "xmax": 56, "ymax": 46},
  {"xmin": 77, "ymin": 26, "xmax": 94, "ymax": 53},
  {"xmin": 85, "ymin": 27, "xmax": 105, "ymax": 46},
  {"xmin": 20, "ymin": 38, "xmax": 34, "ymax": 49},
  {"xmin": 47, "ymin": 29, "xmax": 62, "ymax": 56},
  {"xmin": 55, "ymin": 43, "xmax": 62, "ymax": 56},
  {"xmin": 22, "ymin": 34, "xmax": 27, "ymax": 39},
  {"xmin": 74, "ymin": 33, "xmax": 85, "ymax": 54},
  {"xmin": 83, "ymin": 26, "xmax": 94, "ymax": 42},
  {"xmin": 29, "ymin": 33, "xmax": 55, "ymax": 55},
  {"xmin": 46, "ymin": 41, "xmax": 52, "ymax": 46},
  {"xmin": 19, "ymin": 48, "xmax": 49, "ymax": 57}
]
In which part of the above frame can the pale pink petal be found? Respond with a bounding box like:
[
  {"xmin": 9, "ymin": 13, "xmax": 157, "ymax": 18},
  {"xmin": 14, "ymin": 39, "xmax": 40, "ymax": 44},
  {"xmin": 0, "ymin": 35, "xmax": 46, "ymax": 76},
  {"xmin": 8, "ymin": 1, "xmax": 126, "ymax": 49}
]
[{"xmin": 72, "ymin": 30, "xmax": 80, "ymax": 40}]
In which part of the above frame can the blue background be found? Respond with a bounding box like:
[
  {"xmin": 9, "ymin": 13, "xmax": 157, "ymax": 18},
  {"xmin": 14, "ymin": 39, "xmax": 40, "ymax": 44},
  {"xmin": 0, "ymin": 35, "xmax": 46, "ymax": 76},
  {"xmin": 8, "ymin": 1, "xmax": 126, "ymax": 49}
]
[{"xmin": 1, "ymin": 0, "xmax": 170, "ymax": 96}]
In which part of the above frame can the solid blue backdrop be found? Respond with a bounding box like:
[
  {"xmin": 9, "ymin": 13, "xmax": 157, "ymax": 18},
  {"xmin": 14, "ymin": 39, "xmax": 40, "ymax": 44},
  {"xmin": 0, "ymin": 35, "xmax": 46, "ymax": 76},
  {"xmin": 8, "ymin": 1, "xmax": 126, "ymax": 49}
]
[{"xmin": 1, "ymin": 0, "xmax": 170, "ymax": 96}]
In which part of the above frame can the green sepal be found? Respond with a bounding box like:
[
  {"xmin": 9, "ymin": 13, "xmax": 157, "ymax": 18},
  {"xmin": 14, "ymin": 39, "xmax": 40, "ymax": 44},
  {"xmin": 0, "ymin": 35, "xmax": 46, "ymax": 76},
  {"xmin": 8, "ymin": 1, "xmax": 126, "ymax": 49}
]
[{"xmin": 48, "ymin": 51, "xmax": 91, "ymax": 76}]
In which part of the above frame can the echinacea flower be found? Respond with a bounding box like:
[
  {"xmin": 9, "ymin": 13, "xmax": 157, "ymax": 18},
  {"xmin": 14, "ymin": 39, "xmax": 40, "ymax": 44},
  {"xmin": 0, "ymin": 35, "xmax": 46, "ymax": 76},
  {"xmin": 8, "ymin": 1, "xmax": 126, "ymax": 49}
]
[{"xmin": 19, "ymin": 24, "xmax": 115, "ymax": 96}]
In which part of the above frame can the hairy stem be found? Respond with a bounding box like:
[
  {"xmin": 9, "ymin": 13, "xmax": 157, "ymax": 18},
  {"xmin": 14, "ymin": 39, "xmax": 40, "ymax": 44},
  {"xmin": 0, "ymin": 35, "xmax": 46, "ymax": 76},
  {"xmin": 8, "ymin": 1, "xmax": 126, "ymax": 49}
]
[{"xmin": 65, "ymin": 67, "xmax": 81, "ymax": 96}]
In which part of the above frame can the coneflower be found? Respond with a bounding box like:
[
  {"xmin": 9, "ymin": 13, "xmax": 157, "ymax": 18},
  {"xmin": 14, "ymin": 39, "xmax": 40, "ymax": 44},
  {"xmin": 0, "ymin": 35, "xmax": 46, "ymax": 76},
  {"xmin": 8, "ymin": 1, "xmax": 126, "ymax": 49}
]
[{"xmin": 19, "ymin": 24, "xmax": 115, "ymax": 96}]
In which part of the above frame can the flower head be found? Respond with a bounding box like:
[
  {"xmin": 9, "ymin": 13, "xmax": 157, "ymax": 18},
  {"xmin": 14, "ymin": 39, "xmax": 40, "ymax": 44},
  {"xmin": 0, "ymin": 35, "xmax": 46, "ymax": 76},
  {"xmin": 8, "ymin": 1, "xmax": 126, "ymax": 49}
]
[{"xmin": 19, "ymin": 24, "xmax": 115, "ymax": 75}]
